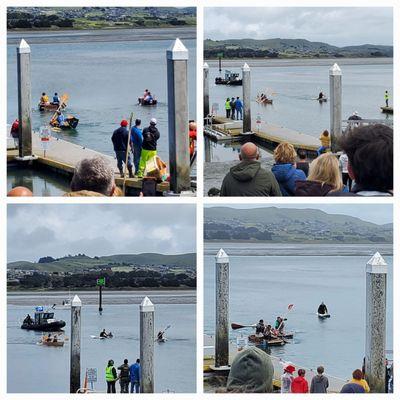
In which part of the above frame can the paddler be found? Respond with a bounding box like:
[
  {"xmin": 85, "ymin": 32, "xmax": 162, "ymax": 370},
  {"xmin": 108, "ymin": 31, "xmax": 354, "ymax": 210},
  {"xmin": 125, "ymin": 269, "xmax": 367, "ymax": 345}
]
[
  {"xmin": 275, "ymin": 316, "xmax": 285, "ymax": 333},
  {"xmin": 318, "ymin": 91, "xmax": 325, "ymax": 100},
  {"xmin": 52, "ymin": 92, "xmax": 60, "ymax": 106},
  {"xmin": 100, "ymin": 329, "xmax": 108, "ymax": 338},
  {"xmin": 255, "ymin": 319, "xmax": 265, "ymax": 335},
  {"xmin": 40, "ymin": 92, "xmax": 49, "ymax": 105},
  {"xmin": 318, "ymin": 302, "xmax": 328, "ymax": 315},
  {"xmin": 157, "ymin": 331, "xmax": 164, "ymax": 341},
  {"xmin": 53, "ymin": 110, "xmax": 66, "ymax": 127}
]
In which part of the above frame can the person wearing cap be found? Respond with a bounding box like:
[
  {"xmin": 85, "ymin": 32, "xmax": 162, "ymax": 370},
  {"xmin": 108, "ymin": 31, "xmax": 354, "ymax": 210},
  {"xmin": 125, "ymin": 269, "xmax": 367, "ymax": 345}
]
[
  {"xmin": 281, "ymin": 365, "xmax": 295, "ymax": 393},
  {"xmin": 111, "ymin": 120, "xmax": 133, "ymax": 178},
  {"xmin": 137, "ymin": 118, "xmax": 160, "ymax": 177}
]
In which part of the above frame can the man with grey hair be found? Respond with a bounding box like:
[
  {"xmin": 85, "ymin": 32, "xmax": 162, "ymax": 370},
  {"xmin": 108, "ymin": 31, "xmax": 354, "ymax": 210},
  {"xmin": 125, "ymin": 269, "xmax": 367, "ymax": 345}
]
[
  {"xmin": 69, "ymin": 156, "xmax": 116, "ymax": 196},
  {"xmin": 220, "ymin": 142, "xmax": 281, "ymax": 196}
]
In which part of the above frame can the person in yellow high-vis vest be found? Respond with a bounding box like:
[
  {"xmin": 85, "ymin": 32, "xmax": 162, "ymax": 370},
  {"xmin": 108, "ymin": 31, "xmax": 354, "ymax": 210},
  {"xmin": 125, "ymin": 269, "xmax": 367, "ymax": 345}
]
[
  {"xmin": 225, "ymin": 97, "xmax": 231, "ymax": 118},
  {"xmin": 106, "ymin": 359, "xmax": 118, "ymax": 393},
  {"xmin": 137, "ymin": 118, "xmax": 160, "ymax": 178},
  {"xmin": 384, "ymin": 90, "xmax": 390, "ymax": 107}
]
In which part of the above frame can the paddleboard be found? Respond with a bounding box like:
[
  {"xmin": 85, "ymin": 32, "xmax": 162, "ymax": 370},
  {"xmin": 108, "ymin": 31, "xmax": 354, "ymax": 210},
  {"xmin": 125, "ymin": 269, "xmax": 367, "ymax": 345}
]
[
  {"xmin": 317, "ymin": 313, "xmax": 331, "ymax": 319},
  {"xmin": 90, "ymin": 335, "xmax": 107, "ymax": 340}
]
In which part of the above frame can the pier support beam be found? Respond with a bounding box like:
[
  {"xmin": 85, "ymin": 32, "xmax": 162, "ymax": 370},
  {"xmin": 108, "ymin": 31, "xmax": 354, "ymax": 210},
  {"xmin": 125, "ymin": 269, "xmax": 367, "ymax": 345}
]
[
  {"xmin": 70, "ymin": 295, "xmax": 82, "ymax": 393},
  {"xmin": 203, "ymin": 62, "xmax": 210, "ymax": 118},
  {"xmin": 140, "ymin": 296, "xmax": 155, "ymax": 393},
  {"xmin": 167, "ymin": 38, "xmax": 190, "ymax": 194},
  {"xmin": 215, "ymin": 248, "xmax": 229, "ymax": 367},
  {"xmin": 329, "ymin": 63, "xmax": 342, "ymax": 151},
  {"xmin": 242, "ymin": 63, "xmax": 251, "ymax": 133},
  {"xmin": 365, "ymin": 252, "xmax": 387, "ymax": 393},
  {"xmin": 17, "ymin": 39, "xmax": 33, "ymax": 159}
]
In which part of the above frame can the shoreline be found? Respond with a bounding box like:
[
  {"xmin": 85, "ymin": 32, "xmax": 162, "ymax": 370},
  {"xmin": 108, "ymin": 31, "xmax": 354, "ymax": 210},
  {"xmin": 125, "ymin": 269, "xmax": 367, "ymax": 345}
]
[{"xmin": 7, "ymin": 287, "xmax": 196, "ymax": 294}]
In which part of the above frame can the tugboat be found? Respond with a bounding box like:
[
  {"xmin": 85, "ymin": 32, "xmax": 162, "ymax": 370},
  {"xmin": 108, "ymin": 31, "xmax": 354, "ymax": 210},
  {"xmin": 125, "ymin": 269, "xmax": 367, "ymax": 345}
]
[
  {"xmin": 215, "ymin": 70, "xmax": 242, "ymax": 86},
  {"xmin": 21, "ymin": 307, "xmax": 66, "ymax": 331}
]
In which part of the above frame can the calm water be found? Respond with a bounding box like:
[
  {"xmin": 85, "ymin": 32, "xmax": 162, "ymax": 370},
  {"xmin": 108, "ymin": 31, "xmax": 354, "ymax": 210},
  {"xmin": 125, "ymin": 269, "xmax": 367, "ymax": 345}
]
[
  {"xmin": 7, "ymin": 29, "xmax": 196, "ymax": 163},
  {"xmin": 204, "ymin": 243, "xmax": 393, "ymax": 379},
  {"xmin": 8, "ymin": 291, "xmax": 196, "ymax": 393}
]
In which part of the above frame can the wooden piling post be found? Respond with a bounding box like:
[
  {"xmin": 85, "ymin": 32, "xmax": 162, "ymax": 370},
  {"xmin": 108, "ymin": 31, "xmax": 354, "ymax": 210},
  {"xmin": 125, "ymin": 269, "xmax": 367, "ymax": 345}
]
[
  {"xmin": 99, "ymin": 285, "xmax": 103, "ymax": 313},
  {"xmin": 167, "ymin": 38, "xmax": 190, "ymax": 194},
  {"xmin": 242, "ymin": 63, "xmax": 251, "ymax": 133},
  {"xmin": 140, "ymin": 296, "xmax": 155, "ymax": 393},
  {"xmin": 70, "ymin": 295, "xmax": 82, "ymax": 393},
  {"xmin": 365, "ymin": 252, "xmax": 387, "ymax": 392},
  {"xmin": 17, "ymin": 39, "xmax": 33, "ymax": 159},
  {"xmin": 329, "ymin": 63, "xmax": 342, "ymax": 151},
  {"xmin": 203, "ymin": 62, "xmax": 210, "ymax": 118},
  {"xmin": 215, "ymin": 248, "xmax": 229, "ymax": 368}
]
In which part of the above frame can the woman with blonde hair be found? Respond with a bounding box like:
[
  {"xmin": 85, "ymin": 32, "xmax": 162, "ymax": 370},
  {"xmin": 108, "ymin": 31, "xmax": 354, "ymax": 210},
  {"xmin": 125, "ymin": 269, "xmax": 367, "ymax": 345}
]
[
  {"xmin": 271, "ymin": 142, "xmax": 306, "ymax": 196},
  {"xmin": 295, "ymin": 153, "xmax": 347, "ymax": 196}
]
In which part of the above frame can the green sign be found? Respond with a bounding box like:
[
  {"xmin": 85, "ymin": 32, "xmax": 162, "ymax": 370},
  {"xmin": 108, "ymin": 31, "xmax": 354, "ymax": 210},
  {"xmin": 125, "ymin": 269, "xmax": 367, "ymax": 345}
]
[{"xmin": 96, "ymin": 277, "xmax": 105, "ymax": 286}]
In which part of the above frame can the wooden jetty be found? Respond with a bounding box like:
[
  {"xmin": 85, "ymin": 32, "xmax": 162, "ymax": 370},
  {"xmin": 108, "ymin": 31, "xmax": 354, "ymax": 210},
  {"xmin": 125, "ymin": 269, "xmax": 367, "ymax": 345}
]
[
  {"xmin": 7, "ymin": 131, "xmax": 170, "ymax": 194},
  {"xmin": 207, "ymin": 116, "xmax": 319, "ymax": 153},
  {"xmin": 203, "ymin": 334, "xmax": 347, "ymax": 393}
]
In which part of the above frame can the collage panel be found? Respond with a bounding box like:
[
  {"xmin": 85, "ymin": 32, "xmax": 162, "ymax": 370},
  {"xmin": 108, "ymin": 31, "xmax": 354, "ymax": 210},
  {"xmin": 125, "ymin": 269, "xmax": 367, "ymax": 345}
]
[
  {"xmin": 7, "ymin": 6, "xmax": 197, "ymax": 197},
  {"xmin": 7, "ymin": 204, "xmax": 196, "ymax": 393},
  {"xmin": 203, "ymin": 7, "xmax": 393, "ymax": 198},
  {"xmin": 203, "ymin": 204, "xmax": 393, "ymax": 393}
]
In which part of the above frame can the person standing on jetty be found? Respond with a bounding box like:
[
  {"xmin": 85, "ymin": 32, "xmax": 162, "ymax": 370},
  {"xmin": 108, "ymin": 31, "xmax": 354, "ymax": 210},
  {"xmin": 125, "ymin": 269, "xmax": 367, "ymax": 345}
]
[
  {"xmin": 310, "ymin": 366, "xmax": 329, "ymax": 393},
  {"xmin": 138, "ymin": 118, "xmax": 160, "ymax": 178},
  {"xmin": 105, "ymin": 360, "xmax": 118, "ymax": 393},
  {"xmin": 384, "ymin": 90, "xmax": 390, "ymax": 107},
  {"xmin": 225, "ymin": 97, "xmax": 231, "ymax": 118},
  {"xmin": 220, "ymin": 142, "xmax": 281, "ymax": 196},
  {"xmin": 281, "ymin": 365, "xmax": 295, "ymax": 393},
  {"xmin": 112, "ymin": 120, "xmax": 133, "ymax": 178},
  {"xmin": 339, "ymin": 152, "xmax": 352, "ymax": 191},
  {"xmin": 118, "ymin": 359, "xmax": 130, "ymax": 393},
  {"xmin": 129, "ymin": 359, "xmax": 141, "ymax": 393},
  {"xmin": 317, "ymin": 130, "xmax": 331, "ymax": 156},
  {"xmin": 230, "ymin": 97, "xmax": 236, "ymax": 120},
  {"xmin": 235, "ymin": 96, "xmax": 243, "ymax": 120},
  {"xmin": 130, "ymin": 119, "xmax": 143, "ymax": 176},
  {"xmin": 296, "ymin": 150, "xmax": 309, "ymax": 177},
  {"xmin": 291, "ymin": 369, "xmax": 309, "ymax": 393}
]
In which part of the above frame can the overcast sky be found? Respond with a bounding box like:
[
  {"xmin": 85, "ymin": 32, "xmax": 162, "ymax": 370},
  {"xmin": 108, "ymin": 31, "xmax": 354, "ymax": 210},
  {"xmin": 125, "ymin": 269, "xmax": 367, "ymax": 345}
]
[
  {"xmin": 205, "ymin": 204, "xmax": 392, "ymax": 225},
  {"xmin": 8, "ymin": 205, "xmax": 196, "ymax": 262},
  {"xmin": 204, "ymin": 7, "xmax": 393, "ymax": 46}
]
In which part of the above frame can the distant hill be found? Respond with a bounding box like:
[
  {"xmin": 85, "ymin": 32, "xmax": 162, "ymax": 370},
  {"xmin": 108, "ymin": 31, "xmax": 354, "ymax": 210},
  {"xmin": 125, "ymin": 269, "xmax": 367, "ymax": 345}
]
[
  {"xmin": 8, "ymin": 253, "xmax": 196, "ymax": 273},
  {"xmin": 204, "ymin": 38, "xmax": 393, "ymax": 59},
  {"xmin": 205, "ymin": 207, "xmax": 392, "ymax": 244}
]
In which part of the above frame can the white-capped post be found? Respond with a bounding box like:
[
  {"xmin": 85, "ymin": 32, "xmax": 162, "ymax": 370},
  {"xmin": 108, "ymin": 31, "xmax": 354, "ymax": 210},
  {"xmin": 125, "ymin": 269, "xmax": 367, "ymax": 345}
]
[
  {"xmin": 215, "ymin": 248, "xmax": 230, "ymax": 367},
  {"xmin": 242, "ymin": 63, "xmax": 251, "ymax": 133},
  {"xmin": 70, "ymin": 295, "xmax": 82, "ymax": 393},
  {"xmin": 365, "ymin": 252, "xmax": 387, "ymax": 393},
  {"xmin": 167, "ymin": 38, "xmax": 190, "ymax": 193},
  {"xmin": 329, "ymin": 63, "xmax": 342, "ymax": 151},
  {"xmin": 203, "ymin": 62, "xmax": 210, "ymax": 117},
  {"xmin": 17, "ymin": 39, "xmax": 33, "ymax": 158},
  {"xmin": 140, "ymin": 296, "xmax": 154, "ymax": 393}
]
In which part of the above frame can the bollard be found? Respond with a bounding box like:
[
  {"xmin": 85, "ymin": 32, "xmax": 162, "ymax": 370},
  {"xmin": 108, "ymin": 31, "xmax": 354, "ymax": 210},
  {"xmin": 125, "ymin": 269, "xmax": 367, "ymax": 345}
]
[
  {"xmin": 365, "ymin": 252, "xmax": 387, "ymax": 392},
  {"xmin": 329, "ymin": 63, "xmax": 342, "ymax": 151},
  {"xmin": 167, "ymin": 38, "xmax": 190, "ymax": 194},
  {"xmin": 242, "ymin": 63, "xmax": 251, "ymax": 133},
  {"xmin": 140, "ymin": 296, "xmax": 155, "ymax": 393},
  {"xmin": 70, "ymin": 295, "xmax": 82, "ymax": 393},
  {"xmin": 17, "ymin": 39, "xmax": 33, "ymax": 159},
  {"xmin": 215, "ymin": 248, "xmax": 229, "ymax": 367},
  {"xmin": 203, "ymin": 62, "xmax": 210, "ymax": 118}
]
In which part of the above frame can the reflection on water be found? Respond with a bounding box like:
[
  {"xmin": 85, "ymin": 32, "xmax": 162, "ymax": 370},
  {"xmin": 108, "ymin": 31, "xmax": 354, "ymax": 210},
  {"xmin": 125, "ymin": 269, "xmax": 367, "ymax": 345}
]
[{"xmin": 7, "ymin": 166, "xmax": 70, "ymax": 196}]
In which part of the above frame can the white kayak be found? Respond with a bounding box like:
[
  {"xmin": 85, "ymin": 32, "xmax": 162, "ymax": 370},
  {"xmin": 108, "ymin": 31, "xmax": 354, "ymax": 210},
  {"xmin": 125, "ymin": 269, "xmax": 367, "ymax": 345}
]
[{"xmin": 317, "ymin": 313, "xmax": 331, "ymax": 319}]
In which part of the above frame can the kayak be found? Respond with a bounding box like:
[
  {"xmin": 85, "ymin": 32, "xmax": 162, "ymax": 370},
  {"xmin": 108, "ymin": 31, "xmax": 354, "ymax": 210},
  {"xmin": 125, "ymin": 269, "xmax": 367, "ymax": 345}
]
[
  {"xmin": 157, "ymin": 338, "xmax": 167, "ymax": 343},
  {"xmin": 138, "ymin": 97, "xmax": 158, "ymax": 106},
  {"xmin": 316, "ymin": 97, "xmax": 328, "ymax": 102},
  {"xmin": 317, "ymin": 313, "xmax": 331, "ymax": 319},
  {"xmin": 50, "ymin": 116, "xmax": 79, "ymax": 130}
]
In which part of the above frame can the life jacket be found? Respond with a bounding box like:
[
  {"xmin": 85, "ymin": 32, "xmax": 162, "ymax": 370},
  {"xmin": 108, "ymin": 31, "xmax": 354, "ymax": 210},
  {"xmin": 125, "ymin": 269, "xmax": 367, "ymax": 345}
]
[
  {"xmin": 225, "ymin": 100, "xmax": 231, "ymax": 110},
  {"xmin": 106, "ymin": 366, "xmax": 115, "ymax": 382}
]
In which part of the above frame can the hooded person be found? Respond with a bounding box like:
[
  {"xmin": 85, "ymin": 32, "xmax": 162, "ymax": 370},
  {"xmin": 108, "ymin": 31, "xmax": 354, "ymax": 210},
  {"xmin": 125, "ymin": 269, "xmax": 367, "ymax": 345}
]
[
  {"xmin": 291, "ymin": 368, "xmax": 309, "ymax": 393},
  {"xmin": 137, "ymin": 117, "xmax": 160, "ymax": 177},
  {"xmin": 226, "ymin": 347, "xmax": 274, "ymax": 393},
  {"xmin": 310, "ymin": 366, "xmax": 329, "ymax": 393},
  {"xmin": 220, "ymin": 142, "xmax": 281, "ymax": 197}
]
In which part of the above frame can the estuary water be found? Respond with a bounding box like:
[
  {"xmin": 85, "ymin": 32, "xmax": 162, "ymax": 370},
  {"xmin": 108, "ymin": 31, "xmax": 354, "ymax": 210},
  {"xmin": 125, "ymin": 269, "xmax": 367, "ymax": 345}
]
[
  {"xmin": 7, "ymin": 290, "xmax": 196, "ymax": 393},
  {"xmin": 7, "ymin": 28, "xmax": 196, "ymax": 163},
  {"xmin": 204, "ymin": 243, "xmax": 393, "ymax": 380}
]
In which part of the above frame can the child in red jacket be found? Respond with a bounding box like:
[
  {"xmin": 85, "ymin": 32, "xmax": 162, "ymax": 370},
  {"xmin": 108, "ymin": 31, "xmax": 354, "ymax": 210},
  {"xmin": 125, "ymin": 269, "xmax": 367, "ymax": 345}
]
[{"xmin": 291, "ymin": 369, "xmax": 309, "ymax": 393}]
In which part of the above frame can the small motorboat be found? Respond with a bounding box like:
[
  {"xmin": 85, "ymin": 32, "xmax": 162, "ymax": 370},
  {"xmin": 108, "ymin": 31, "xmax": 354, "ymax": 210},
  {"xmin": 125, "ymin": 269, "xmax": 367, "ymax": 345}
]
[
  {"xmin": 317, "ymin": 313, "xmax": 331, "ymax": 319},
  {"xmin": 215, "ymin": 70, "xmax": 242, "ymax": 86},
  {"xmin": 21, "ymin": 308, "xmax": 66, "ymax": 331},
  {"xmin": 138, "ymin": 97, "xmax": 158, "ymax": 106},
  {"xmin": 50, "ymin": 116, "xmax": 79, "ymax": 130}
]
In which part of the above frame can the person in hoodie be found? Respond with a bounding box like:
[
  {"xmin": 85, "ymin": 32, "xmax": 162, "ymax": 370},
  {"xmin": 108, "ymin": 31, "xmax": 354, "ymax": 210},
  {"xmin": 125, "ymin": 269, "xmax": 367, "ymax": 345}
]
[
  {"xmin": 310, "ymin": 366, "xmax": 329, "ymax": 393},
  {"xmin": 220, "ymin": 142, "xmax": 281, "ymax": 197},
  {"xmin": 295, "ymin": 153, "xmax": 346, "ymax": 196},
  {"xmin": 291, "ymin": 369, "xmax": 309, "ymax": 393},
  {"xmin": 137, "ymin": 118, "xmax": 160, "ymax": 177},
  {"xmin": 271, "ymin": 142, "xmax": 306, "ymax": 196}
]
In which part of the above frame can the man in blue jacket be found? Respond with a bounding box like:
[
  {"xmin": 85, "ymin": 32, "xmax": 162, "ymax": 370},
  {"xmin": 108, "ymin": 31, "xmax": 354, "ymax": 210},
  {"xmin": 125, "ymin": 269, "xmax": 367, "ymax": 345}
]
[
  {"xmin": 235, "ymin": 96, "xmax": 243, "ymax": 120},
  {"xmin": 111, "ymin": 120, "xmax": 133, "ymax": 178},
  {"xmin": 130, "ymin": 119, "xmax": 143, "ymax": 175},
  {"xmin": 129, "ymin": 359, "xmax": 141, "ymax": 393}
]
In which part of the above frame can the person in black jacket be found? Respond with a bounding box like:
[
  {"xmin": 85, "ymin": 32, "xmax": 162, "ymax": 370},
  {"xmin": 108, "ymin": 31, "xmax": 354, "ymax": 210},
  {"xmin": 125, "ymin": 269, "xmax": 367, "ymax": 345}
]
[
  {"xmin": 137, "ymin": 118, "xmax": 160, "ymax": 177},
  {"xmin": 111, "ymin": 120, "xmax": 133, "ymax": 178}
]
